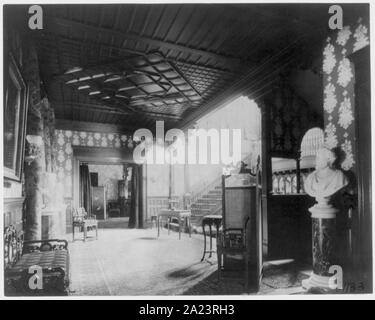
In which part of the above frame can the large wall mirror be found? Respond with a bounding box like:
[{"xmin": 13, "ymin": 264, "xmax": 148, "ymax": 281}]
[{"xmin": 3, "ymin": 53, "xmax": 28, "ymax": 181}]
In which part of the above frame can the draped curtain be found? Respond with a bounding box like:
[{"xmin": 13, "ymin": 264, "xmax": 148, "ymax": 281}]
[
  {"xmin": 79, "ymin": 163, "xmax": 92, "ymax": 214},
  {"xmin": 128, "ymin": 164, "xmax": 144, "ymax": 228}
]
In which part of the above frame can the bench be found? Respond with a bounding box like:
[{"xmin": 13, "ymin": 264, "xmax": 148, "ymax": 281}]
[{"xmin": 4, "ymin": 225, "xmax": 70, "ymax": 296}]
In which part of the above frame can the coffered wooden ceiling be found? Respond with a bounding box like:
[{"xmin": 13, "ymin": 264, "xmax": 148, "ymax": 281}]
[{"xmin": 10, "ymin": 3, "xmax": 368, "ymax": 130}]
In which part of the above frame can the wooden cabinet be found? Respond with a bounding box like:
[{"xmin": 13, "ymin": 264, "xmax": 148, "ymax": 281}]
[
  {"xmin": 118, "ymin": 180, "xmax": 131, "ymax": 217},
  {"xmin": 267, "ymin": 194, "xmax": 314, "ymax": 263},
  {"xmin": 222, "ymin": 174, "xmax": 257, "ymax": 288},
  {"xmin": 92, "ymin": 186, "xmax": 106, "ymax": 220}
]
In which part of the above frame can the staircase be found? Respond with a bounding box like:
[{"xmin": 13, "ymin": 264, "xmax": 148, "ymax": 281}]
[{"xmin": 190, "ymin": 182, "xmax": 223, "ymax": 233}]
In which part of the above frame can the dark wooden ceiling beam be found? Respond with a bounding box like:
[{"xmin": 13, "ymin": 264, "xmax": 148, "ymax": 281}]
[
  {"xmin": 36, "ymin": 32, "xmax": 236, "ymax": 76},
  {"xmin": 53, "ymin": 100, "xmax": 182, "ymax": 120},
  {"xmin": 129, "ymin": 93, "xmax": 187, "ymax": 106},
  {"xmin": 53, "ymin": 101, "xmax": 130, "ymax": 114},
  {"xmin": 55, "ymin": 119, "xmax": 138, "ymax": 134},
  {"xmin": 45, "ymin": 16, "xmax": 241, "ymax": 69}
]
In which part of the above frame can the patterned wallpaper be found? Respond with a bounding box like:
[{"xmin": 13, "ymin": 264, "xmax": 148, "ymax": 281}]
[
  {"xmin": 322, "ymin": 18, "xmax": 369, "ymax": 171},
  {"xmin": 54, "ymin": 129, "xmax": 136, "ymax": 197},
  {"xmin": 268, "ymin": 80, "xmax": 322, "ymax": 158},
  {"xmin": 88, "ymin": 164, "xmax": 124, "ymax": 200}
]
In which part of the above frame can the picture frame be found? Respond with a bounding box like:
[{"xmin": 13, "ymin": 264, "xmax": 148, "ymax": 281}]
[{"xmin": 3, "ymin": 53, "xmax": 28, "ymax": 181}]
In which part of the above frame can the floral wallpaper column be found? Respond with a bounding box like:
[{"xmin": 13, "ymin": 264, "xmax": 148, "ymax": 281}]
[
  {"xmin": 322, "ymin": 17, "xmax": 369, "ymax": 171},
  {"xmin": 54, "ymin": 129, "xmax": 136, "ymax": 198}
]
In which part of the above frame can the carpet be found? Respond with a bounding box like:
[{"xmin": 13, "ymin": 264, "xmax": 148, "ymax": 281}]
[
  {"xmin": 68, "ymin": 228, "xmax": 310, "ymax": 296},
  {"xmin": 261, "ymin": 261, "xmax": 310, "ymax": 289}
]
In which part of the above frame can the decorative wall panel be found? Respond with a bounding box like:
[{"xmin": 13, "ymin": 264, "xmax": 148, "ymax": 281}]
[
  {"xmin": 267, "ymin": 80, "xmax": 323, "ymax": 158},
  {"xmin": 322, "ymin": 18, "xmax": 369, "ymax": 171}
]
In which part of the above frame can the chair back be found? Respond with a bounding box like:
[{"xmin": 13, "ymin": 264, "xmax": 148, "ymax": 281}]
[
  {"xmin": 73, "ymin": 207, "xmax": 87, "ymax": 223},
  {"xmin": 222, "ymin": 174, "xmax": 255, "ymax": 230}
]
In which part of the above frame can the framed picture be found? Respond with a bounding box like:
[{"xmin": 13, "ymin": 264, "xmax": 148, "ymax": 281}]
[{"xmin": 3, "ymin": 54, "xmax": 28, "ymax": 181}]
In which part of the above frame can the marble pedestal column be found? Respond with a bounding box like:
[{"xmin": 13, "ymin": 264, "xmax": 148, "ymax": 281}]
[{"xmin": 302, "ymin": 202, "xmax": 338, "ymax": 291}]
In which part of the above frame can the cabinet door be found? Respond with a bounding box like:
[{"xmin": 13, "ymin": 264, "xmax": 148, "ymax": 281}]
[{"xmin": 92, "ymin": 187, "xmax": 105, "ymax": 219}]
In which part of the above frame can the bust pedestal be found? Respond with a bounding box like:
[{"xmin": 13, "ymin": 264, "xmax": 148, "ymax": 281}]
[
  {"xmin": 302, "ymin": 148, "xmax": 348, "ymax": 292},
  {"xmin": 302, "ymin": 200, "xmax": 338, "ymax": 292}
]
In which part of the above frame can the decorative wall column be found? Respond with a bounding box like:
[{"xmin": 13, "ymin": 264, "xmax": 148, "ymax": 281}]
[
  {"xmin": 183, "ymin": 135, "xmax": 191, "ymax": 209},
  {"xmin": 41, "ymin": 98, "xmax": 56, "ymax": 173},
  {"xmin": 321, "ymin": 17, "xmax": 369, "ymax": 286},
  {"xmin": 22, "ymin": 41, "xmax": 47, "ymax": 241},
  {"xmin": 259, "ymin": 99, "xmax": 272, "ymax": 258}
]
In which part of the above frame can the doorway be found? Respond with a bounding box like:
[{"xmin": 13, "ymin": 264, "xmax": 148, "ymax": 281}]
[
  {"xmin": 85, "ymin": 163, "xmax": 132, "ymax": 220},
  {"xmin": 71, "ymin": 146, "xmax": 147, "ymax": 231}
]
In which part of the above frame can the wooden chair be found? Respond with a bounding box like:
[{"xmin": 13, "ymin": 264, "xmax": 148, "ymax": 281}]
[
  {"xmin": 217, "ymin": 217, "xmax": 250, "ymax": 291},
  {"xmin": 72, "ymin": 207, "xmax": 98, "ymax": 242},
  {"xmin": 217, "ymin": 173, "xmax": 255, "ymax": 292},
  {"xmin": 107, "ymin": 200, "xmax": 121, "ymax": 217}
]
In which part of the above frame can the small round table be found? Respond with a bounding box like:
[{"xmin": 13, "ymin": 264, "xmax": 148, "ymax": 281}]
[{"xmin": 201, "ymin": 215, "xmax": 222, "ymax": 261}]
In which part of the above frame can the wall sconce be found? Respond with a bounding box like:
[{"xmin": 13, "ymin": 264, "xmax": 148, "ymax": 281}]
[{"xmin": 25, "ymin": 135, "xmax": 43, "ymax": 165}]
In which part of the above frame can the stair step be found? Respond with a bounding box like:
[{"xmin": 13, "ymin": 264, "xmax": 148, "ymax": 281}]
[
  {"xmin": 202, "ymin": 194, "xmax": 222, "ymax": 199},
  {"xmin": 196, "ymin": 198, "xmax": 221, "ymax": 203},
  {"xmin": 191, "ymin": 203, "xmax": 217, "ymax": 208},
  {"xmin": 191, "ymin": 209, "xmax": 211, "ymax": 215},
  {"xmin": 208, "ymin": 190, "xmax": 221, "ymax": 194}
]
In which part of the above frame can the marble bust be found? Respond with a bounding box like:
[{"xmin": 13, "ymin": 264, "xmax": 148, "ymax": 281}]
[{"xmin": 304, "ymin": 148, "xmax": 348, "ymax": 203}]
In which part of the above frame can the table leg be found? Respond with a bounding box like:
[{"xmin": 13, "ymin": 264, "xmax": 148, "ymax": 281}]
[
  {"xmin": 209, "ymin": 224, "xmax": 212, "ymax": 258},
  {"xmin": 179, "ymin": 217, "xmax": 181, "ymax": 240},
  {"xmin": 168, "ymin": 217, "xmax": 170, "ymax": 235},
  {"xmin": 72, "ymin": 225, "xmax": 75, "ymax": 241},
  {"xmin": 201, "ymin": 222, "xmax": 206, "ymax": 262},
  {"xmin": 96, "ymin": 225, "xmax": 98, "ymax": 240},
  {"xmin": 157, "ymin": 217, "xmax": 160, "ymax": 237},
  {"xmin": 217, "ymin": 246, "xmax": 221, "ymax": 279},
  {"xmin": 188, "ymin": 217, "xmax": 191, "ymax": 237}
]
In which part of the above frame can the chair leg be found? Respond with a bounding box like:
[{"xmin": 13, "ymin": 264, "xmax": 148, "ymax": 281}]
[
  {"xmin": 83, "ymin": 225, "xmax": 87, "ymax": 242},
  {"xmin": 217, "ymin": 249, "xmax": 222, "ymax": 280},
  {"xmin": 96, "ymin": 226, "xmax": 98, "ymax": 240},
  {"xmin": 188, "ymin": 217, "xmax": 191, "ymax": 238}
]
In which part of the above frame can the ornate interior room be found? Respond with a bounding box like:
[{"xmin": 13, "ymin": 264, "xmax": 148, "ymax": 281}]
[{"xmin": 3, "ymin": 3, "xmax": 371, "ymax": 296}]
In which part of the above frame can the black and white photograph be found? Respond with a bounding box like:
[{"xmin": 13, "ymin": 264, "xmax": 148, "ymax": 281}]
[{"xmin": 1, "ymin": 1, "xmax": 373, "ymax": 302}]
